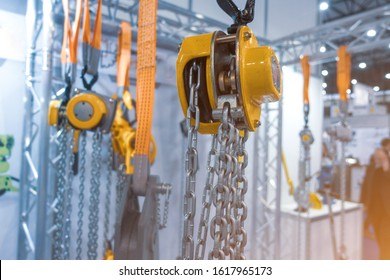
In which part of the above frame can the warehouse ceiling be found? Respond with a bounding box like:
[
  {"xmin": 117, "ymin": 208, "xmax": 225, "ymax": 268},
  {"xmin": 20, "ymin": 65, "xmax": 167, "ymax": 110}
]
[{"xmin": 319, "ymin": 0, "xmax": 390, "ymax": 94}]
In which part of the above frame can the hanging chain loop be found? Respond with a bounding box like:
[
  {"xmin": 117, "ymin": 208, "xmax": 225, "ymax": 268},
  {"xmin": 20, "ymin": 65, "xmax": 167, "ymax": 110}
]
[
  {"xmin": 76, "ymin": 131, "xmax": 87, "ymax": 260},
  {"xmin": 181, "ymin": 60, "xmax": 201, "ymax": 260}
]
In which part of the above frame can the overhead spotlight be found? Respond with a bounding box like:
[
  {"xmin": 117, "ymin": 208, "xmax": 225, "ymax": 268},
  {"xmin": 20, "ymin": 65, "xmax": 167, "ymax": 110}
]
[
  {"xmin": 321, "ymin": 69, "xmax": 329, "ymax": 76},
  {"xmin": 320, "ymin": 45, "xmax": 327, "ymax": 53},
  {"xmin": 366, "ymin": 29, "xmax": 377, "ymax": 37},
  {"xmin": 351, "ymin": 79, "xmax": 357, "ymax": 84},
  {"xmin": 195, "ymin": 13, "xmax": 204, "ymax": 19},
  {"xmin": 347, "ymin": 89, "xmax": 351, "ymax": 94},
  {"xmin": 322, "ymin": 90, "xmax": 327, "ymax": 95},
  {"xmin": 359, "ymin": 62, "xmax": 367, "ymax": 69},
  {"xmin": 190, "ymin": 26, "xmax": 198, "ymax": 32},
  {"xmin": 319, "ymin": 2, "xmax": 329, "ymax": 11},
  {"xmin": 385, "ymin": 73, "xmax": 390, "ymax": 79},
  {"xmin": 373, "ymin": 86, "xmax": 380, "ymax": 92},
  {"xmin": 322, "ymin": 82, "xmax": 327, "ymax": 88}
]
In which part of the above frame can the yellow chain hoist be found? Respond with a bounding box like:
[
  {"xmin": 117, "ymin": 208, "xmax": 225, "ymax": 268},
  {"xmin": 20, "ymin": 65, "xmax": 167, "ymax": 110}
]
[
  {"xmin": 177, "ymin": 25, "xmax": 281, "ymax": 134},
  {"xmin": 177, "ymin": 0, "xmax": 281, "ymax": 260}
]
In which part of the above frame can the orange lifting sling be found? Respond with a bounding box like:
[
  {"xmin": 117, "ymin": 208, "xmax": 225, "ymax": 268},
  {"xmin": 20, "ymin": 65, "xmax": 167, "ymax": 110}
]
[
  {"xmin": 301, "ymin": 55, "xmax": 310, "ymax": 105},
  {"xmin": 337, "ymin": 46, "xmax": 351, "ymax": 102},
  {"xmin": 134, "ymin": 0, "xmax": 158, "ymax": 160}
]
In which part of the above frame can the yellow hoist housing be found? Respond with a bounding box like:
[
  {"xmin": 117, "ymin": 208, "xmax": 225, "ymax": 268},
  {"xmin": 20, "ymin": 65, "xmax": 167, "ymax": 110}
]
[{"xmin": 177, "ymin": 26, "xmax": 282, "ymax": 134}]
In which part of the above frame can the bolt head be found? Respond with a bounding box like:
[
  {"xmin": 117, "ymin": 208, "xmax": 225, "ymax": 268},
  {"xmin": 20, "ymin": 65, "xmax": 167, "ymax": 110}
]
[{"xmin": 254, "ymin": 120, "xmax": 261, "ymax": 127}]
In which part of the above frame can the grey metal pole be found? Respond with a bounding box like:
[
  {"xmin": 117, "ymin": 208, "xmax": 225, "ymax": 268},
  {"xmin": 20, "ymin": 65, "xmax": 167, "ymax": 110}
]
[
  {"xmin": 35, "ymin": 0, "xmax": 54, "ymax": 260},
  {"xmin": 274, "ymin": 80, "xmax": 284, "ymax": 260},
  {"xmin": 17, "ymin": 0, "xmax": 40, "ymax": 260}
]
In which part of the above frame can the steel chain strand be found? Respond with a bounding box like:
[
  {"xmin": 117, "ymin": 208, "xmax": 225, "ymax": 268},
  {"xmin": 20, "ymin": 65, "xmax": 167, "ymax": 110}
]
[
  {"xmin": 208, "ymin": 104, "xmax": 233, "ymax": 260},
  {"xmin": 63, "ymin": 129, "xmax": 75, "ymax": 259},
  {"xmin": 103, "ymin": 136, "xmax": 113, "ymax": 254},
  {"xmin": 195, "ymin": 135, "xmax": 218, "ymax": 259},
  {"xmin": 53, "ymin": 126, "xmax": 68, "ymax": 260},
  {"xmin": 115, "ymin": 164, "xmax": 126, "ymax": 222},
  {"xmin": 296, "ymin": 143, "xmax": 304, "ymax": 259},
  {"xmin": 76, "ymin": 131, "xmax": 87, "ymax": 259},
  {"xmin": 87, "ymin": 129, "xmax": 102, "ymax": 259},
  {"xmin": 223, "ymin": 125, "xmax": 238, "ymax": 260},
  {"xmin": 181, "ymin": 61, "xmax": 201, "ymax": 260},
  {"xmin": 157, "ymin": 183, "xmax": 171, "ymax": 230},
  {"xmin": 233, "ymin": 129, "xmax": 249, "ymax": 260},
  {"xmin": 305, "ymin": 144, "xmax": 311, "ymax": 259}
]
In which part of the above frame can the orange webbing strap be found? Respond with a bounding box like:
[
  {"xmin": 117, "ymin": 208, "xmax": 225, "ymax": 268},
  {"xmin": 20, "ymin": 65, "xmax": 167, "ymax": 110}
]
[
  {"xmin": 81, "ymin": 0, "xmax": 102, "ymax": 78},
  {"xmin": 117, "ymin": 22, "xmax": 132, "ymax": 94},
  {"xmin": 134, "ymin": 0, "xmax": 158, "ymax": 159},
  {"xmin": 301, "ymin": 55, "xmax": 310, "ymax": 105},
  {"xmin": 82, "ymin": 0, "xmax": 102, "ymax": 47},
  {"xmin": 61, "ymin": 0, "xmax": 82, "ymax": 66},
  {"xmin": 337, "ymin": 46, "xmax": 351, "ymax": 102}
]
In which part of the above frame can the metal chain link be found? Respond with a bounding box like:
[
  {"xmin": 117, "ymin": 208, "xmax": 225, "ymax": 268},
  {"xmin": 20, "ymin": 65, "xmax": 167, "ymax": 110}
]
[
  {"xmin": 195, "ymin": 135, "xmax": 218, "ymax": 260},
  {"xmin": 209, "ymin": 103, "xmax": 236, "ymax": 260},
  {"xmin": 63, "ymin": 129, "xmax": 75, "ymax": 259},
  {"xmin": 87, "ymin": 129, "xmax": 102, "ymax": 260},
  {"xmin": 157, "ymin": 183, "xmax": 171, "ymax": 230},
  {"xmin": 53, "ymin": 126, "xmax": 68, "ymax": 260},
  {"xmin": 103, "ymin": 136, "xmax": 113, "ymax": 254},
  {"xmin": 233, "ymin": 129, "xmax": 248, "ymax": 260},
  {"xmin": 181, "ymin": 61, "xmax": 201, "ymax": 260},
  {"xmin": 115, "ymin": 164, "xmax": 126, "ymax": 222},
  {"xmin": 76, "ymin": 131, "xmax": 87, "ymax": 260}
]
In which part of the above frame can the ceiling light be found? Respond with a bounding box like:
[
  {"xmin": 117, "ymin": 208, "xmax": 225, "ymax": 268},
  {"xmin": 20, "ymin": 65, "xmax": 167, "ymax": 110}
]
[
  {"xmin": 195, "ymin": 13, "xmax": 204, "ymax": 19},
  {"xmin": 359, "ymin": 62, "xmax": 367, "ymax": 69},
  {"xmin": 366, "ymin": 29, "xmax": 377, "ymax": 37},
  {"xmin": 373, "ymin": 86, "xmax": 380, "ymax": 92},
  {"xmin": 320, "ymin": 45, "xmax": 327, "ymax": 53},
  {"xmin": 319, "ymin": 2, "xmax": 329, "ymax": 11},
  {"xmin": 322, "ymin": 90, "xmax": 327, "ymax": 95},
  {"xmin": 347, "ymin": 89, "xmax": 351, "ymax": 94},
  {"xmin": 385, "ymin": 73, "xmax": 390, "ymax": 79},
  {"xmin": 351, "ymin": 79, "xmax": 357, "ymax": 84},
  {"xmin": 190, "ymin": 26, "xmax": 198, "ymax": 32},
  {"xmin": 321, "ymin": 69, "xmax": 328, "ymax": 76},
  {"xmin": 322, "ymin": 82, "xmax": 327, "ymax": 88}
]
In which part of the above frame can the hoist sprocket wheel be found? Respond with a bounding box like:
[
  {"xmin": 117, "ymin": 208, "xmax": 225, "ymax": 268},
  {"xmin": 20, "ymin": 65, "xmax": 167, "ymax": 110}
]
[
  {"xmin": 66, "ymin": 93, "xmax": 107, "ymax": 130},
  {"xmin": 48, "ymin": 100, "xmax": 62, "ymax": 126},
  {"xmin": 177, "ymin": 26, "xmax": 282, "ymax": 134}
]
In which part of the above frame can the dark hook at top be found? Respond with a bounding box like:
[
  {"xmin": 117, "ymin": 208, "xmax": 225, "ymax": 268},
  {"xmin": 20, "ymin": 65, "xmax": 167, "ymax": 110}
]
[{"xmin": 217, "ymin": 0, "xmax": 255, "ymax": 34}]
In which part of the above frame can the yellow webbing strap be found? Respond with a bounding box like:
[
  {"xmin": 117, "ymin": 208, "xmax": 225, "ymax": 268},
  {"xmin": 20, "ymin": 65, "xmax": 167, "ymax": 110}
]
[
  {"xmin": 337, "ymin": 46, "xmax": 351, "ymax": 102},
  {"xmin": 282, "ymin": 151, "xmax": 294, "ymax": 195},
  {"xmin": 117, "ymin": 22, "xmax": 132, "ymax": 92},
  {"xmin": 82, "ymin": 0, "xmax": 102, "ymax": 49},
  {"xmin": 301, "ymin": 55, "xmax": 310, "ymax": 105},
  {"xmin": 61, "ymin": 0, "xmax": 82, "ymax": 65},
  {"xmin": 134, "ymin": 0, "xmax": 158, "ymax": 159}
]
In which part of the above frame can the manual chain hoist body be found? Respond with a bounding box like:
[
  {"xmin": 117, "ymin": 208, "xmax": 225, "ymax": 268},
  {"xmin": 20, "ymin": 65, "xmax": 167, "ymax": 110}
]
[{"xmin": 177, "ymin": 26, "xmax": 281, "ymax": 134}]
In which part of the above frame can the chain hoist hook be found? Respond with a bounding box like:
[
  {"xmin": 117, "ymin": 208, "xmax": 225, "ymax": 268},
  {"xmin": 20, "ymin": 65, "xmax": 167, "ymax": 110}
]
[{"xmin": 217, "ymin": 0, "xmax": 255, "ymax": 34}]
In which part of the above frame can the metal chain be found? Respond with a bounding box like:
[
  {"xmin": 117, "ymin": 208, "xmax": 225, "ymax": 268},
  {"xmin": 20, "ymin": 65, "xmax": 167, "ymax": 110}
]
[
  {"xmin": 157, "ymin": 183, "xmax": 171, "ymax": 230},
  {"xmin": 181, "ymin": 60, "xmax": 201, "ymax": 260},
  {"xmin": 76, "ymin": 131, "xmax": 87, "ymax": 260},
  {"xmin": 233, "ymin": 129, "xmax": 248, "ymax": 260},
  {"xmin": 103, "ymin": 136, "xmax": 113, "ymax": 254},
  {"xmin": 195, "ymin": 135, "xmax": 218, "ymax": 260},
  {"xmin": 87, "ymin": 129, "xmax": 102, "ymax": 260},
  {"xmin": 209, "ymin": 103, "xmax": 236, "ymax": 260},
  {"xmin": 115, "ymin": 164, "xmax": 126, "ymax": 222},
  {"xmin": 52, "ymin": 126, "xmax": 67, "ymax": 260},
  {"xmin": 63, "ymin": 129, "xmax": 75, "ymax": 259}
]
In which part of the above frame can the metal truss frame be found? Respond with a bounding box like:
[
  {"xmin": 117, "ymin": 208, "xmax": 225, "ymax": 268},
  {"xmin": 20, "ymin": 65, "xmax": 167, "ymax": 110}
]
[
  {"xmin": 272, "ymin": 4, "xmax": 390, "ymax": 66},
  {"xmin": 18, "ymin": 0, "xmax": 390, "ymax": 260},
  {"xmin": 251, "ymin": 101, "xmax": 283, "ymax": 260}
]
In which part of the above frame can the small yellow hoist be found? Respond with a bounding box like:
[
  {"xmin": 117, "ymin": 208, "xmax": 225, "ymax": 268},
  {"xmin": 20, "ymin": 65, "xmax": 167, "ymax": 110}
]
[{"xmin": 177, "ymin": 0, "xmax": 282, "ymax": 260}]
